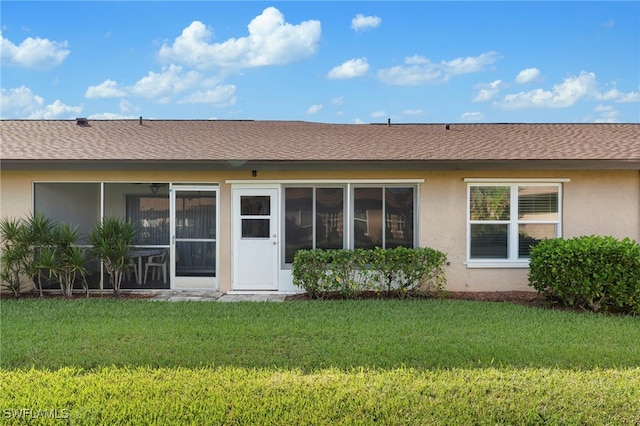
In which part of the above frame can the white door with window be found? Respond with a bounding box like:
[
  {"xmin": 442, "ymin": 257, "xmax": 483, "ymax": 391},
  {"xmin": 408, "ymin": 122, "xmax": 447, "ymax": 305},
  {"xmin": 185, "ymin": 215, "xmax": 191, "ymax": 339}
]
[
  {"xmin": 232, "ymin": 187, "xmax": 279, "ymax": 291},
  {"xmin": 171, "ymin": 185, "xmax": 218, "ymax": 289}
]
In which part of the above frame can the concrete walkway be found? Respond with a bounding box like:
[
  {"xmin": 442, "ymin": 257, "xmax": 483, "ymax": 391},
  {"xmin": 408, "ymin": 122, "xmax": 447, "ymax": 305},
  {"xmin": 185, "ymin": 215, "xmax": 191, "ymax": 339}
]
[{"xmin": 143, "ymin": 290, "xmax": 287, "ymax": 302}]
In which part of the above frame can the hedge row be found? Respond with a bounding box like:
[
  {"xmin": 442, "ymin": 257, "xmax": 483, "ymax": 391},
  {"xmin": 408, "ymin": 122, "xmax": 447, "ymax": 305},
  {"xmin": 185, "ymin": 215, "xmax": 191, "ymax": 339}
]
[
  {"xmin": 2, "ymin": 367, "xmax": 639, "ymax": 425},
  {"xmin": 528, "ymin": 236, "xmax": 640, "ymax": 313},
  {"xmin": 292, "ymin": 247, "xmax": 447, "ymax": 299}
]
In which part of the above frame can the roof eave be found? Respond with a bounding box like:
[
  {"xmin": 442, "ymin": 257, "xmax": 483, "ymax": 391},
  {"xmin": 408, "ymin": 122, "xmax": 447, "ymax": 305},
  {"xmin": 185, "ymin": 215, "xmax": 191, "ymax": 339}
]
[{"xmin": 2, "ymin": 158, "xmax": 639, "ymax": 172}]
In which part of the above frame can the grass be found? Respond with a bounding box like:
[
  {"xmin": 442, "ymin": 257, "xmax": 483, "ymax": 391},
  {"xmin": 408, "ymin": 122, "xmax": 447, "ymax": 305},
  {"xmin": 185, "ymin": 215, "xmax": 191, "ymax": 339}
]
[
  {"xmin": 1, "ymin": 298, "xmax": 639, "ymax": 424},
  {"xmin": 2, "ymin": 366, "xmax": 639, "ymax": 425},
  {"xmin": 1, "ymin": 298, "xmax": 639, "ymax": 370}
]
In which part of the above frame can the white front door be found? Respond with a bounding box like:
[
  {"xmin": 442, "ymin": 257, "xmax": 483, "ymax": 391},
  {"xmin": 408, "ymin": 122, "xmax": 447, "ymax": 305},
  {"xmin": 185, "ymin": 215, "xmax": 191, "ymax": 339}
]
[{"xmin": 232, "ymin": 187, "xmax": 279, "ymax": 291}]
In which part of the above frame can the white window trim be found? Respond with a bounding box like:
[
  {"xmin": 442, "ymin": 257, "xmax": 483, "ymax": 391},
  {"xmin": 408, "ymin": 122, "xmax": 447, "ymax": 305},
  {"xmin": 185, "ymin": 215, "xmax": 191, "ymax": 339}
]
[
  {"xmin": 466, "ymin": 181, "xmax": 563, "ymax": 268},
  {"xmin": 227, "ymin": 179, "xmax": 424, "ymax": 184},
  {"xmin": 464, "ymin": 178, "xmax": 570, "ymax": 183}
]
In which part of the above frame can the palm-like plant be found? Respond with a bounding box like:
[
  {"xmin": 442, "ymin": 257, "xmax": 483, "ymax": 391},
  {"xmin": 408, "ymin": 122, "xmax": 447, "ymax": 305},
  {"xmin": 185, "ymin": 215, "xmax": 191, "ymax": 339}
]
[
  {"xmin": 38, "ymin": 223, "xmax": 89, "ymax": 298},
  {"xmin": 89, "ymin": 217, "xmax": 136, "ymax": 296},
  {"xmin": 24, "ymin": 212, "xmax": 56, "ymax": 297},
  {"xmin": 0, "ymin": 217, "xmax": 30, "ymax": 297}
]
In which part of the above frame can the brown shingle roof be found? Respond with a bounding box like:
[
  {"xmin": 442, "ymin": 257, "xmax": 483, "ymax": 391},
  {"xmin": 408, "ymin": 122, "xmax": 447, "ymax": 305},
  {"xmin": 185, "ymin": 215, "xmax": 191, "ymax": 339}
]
[{"xmin": 1, "ymin": 119, "xmax": 639, "ymax": 163}]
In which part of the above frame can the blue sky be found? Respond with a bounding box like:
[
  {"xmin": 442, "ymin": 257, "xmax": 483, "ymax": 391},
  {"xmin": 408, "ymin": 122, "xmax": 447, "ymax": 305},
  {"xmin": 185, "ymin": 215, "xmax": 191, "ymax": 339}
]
[{"xmin": 1, "ymin": 1, "xmax": 638, "ymax": 123}]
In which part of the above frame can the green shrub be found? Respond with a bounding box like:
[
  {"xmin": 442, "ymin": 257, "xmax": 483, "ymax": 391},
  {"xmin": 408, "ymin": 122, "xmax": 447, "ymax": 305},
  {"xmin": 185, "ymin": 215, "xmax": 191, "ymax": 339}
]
[
  {"xmin": 528, "ymin": 236, "xmax": 640, "ymax": 313},
  {"xmin": 292, "ymin": 247, "xmax": 447, "ymax": 299}
]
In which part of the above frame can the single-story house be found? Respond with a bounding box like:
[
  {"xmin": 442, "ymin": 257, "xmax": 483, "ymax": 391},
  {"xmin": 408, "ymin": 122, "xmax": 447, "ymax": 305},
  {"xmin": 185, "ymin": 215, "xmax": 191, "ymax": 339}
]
[{"xmin": 1, "ymin": 119, "xmax": 638, "ymax": 294}]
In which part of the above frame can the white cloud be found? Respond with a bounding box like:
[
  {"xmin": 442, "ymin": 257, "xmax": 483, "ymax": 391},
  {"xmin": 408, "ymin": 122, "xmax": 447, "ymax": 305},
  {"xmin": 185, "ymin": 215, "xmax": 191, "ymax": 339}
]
[
  {"xmin": 461, "ymin": 112, "xmax": 485, "ymax": 122},
  {"xmin": 327, "ymin": 58, "xmax": 369, "ymax": 79},
  {"xmin": 515, "ymin": 68, "xmax": 540, "ymax": 84},
  {"xmin": 473, "ymin": 79, "xmax": 505, "ymax": 102},
  {"xmin": 616, "ymin": 91, "xmax": 639, "ymax": 103},
  {"xmin": 33, "ymin": 99, "xmax": 82, "ymax": 119},
  {"xmin": 84, "ymin": 64, "xmax": 235, "ymax": 106},
  {"xmin": 595, "ymin": 87, "xmax": 624, "ymax": 101},
  {"xmin": 331, "ymin": 96, "xmax": 344, "ymax": 106},
  {"xmin": 351, "ymin": 14, "xmax": 381, "ymax": 32},
  {"xmin": 119, "ymin": 99, "xmax": 138, "ymax": 114},
  {"xmin": 1, "ymin": 86, "xmax": 43, "ymax": 118},
  {"xmin": 88, "ymin": 112, "xmax": 138, "ymax": 120},
  {"xmin": 131, "ymin": 64, "xmax": 202, "ymax": 98},
  {"xmin": 352, "ymin": 118, "xmax": 366, "ymax": 124},
  {"xmin": 496, "ymin": 71, "xmax": 636, "ymax": 109},
  {"xmin": 371, "ymin": 110, "xmax": 387, "ymax": 118},
  {"xmin": 377, "ymin": 51, "xmax": 500, "ymax": 85},
  {"xmin": 0, "ymin": 32, "xmax": 70, "ymax": 70},
  {"xmin": 402, "ymin": 109, "xmax": 424, "ymax": 116},
  {"xmin": 404, "ymin": 55, "xmax": 429, "ymax": 65},
  {"xmin": 85, "ymin": 79, "xmax": 127, "ymax": 99},
  {"xmin": 441, "ymin": 52, "xmax": 500, "ymax": 76},
  {"xmin": 592, "ymin": 104, "xmax": 620, "ymax": 123},
  {"xmin": 0, "ymin": 86, "xmax": 81, "ymax": 119},
  {"xmin": 177, "ymin": 85, "xmax": 237, "ymax": 105},
  {"xmin": 596, "ymin": 88, "xmax": 640, "ymax": 103},
  {"xmin": 306, "ymin": 104, "xmax": 323, "ymax": 114},
  {"xmin": 157, "ymin": 7, "xmax": 321, "ymax": 70}
]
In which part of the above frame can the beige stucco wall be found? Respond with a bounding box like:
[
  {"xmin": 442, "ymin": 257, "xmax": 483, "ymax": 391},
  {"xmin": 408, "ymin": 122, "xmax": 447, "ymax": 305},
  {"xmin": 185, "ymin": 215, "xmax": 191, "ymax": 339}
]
[{"xmin": 2, "ymin": 168, "xmax": 638, "ymax": 294}]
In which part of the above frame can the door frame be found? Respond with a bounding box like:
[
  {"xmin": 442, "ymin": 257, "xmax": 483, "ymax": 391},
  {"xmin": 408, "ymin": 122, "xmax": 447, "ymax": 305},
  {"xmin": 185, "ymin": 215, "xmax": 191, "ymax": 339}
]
[
  {"xmin": 170, "ymin": 184, "xmax": 219, "ymax": 289},
  {"xmin": 232, "ymin": 185, "xmax": 280, "ymax": 291}
]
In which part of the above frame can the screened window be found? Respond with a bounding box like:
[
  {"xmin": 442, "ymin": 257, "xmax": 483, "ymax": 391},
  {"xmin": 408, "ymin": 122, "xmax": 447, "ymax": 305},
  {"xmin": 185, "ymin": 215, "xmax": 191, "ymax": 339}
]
[
  {"xmin": 34, "ymin": 183, "xmax": 101, "ymax": 239},
  {"xmin": 126, "ymin": 195, "xmax": 170, "ymax": 245},
  {"xmin": 284, "ymin": 185, "xmax": 416, "ymax": 264},
  {"xmin": 354, "ymin": 187, "xmax": 415, "ymax": 249},
  {"xmin": 468, "ymin": 183, "xmax": 561, "ymax": 264},
  {"xmin": 284, "ymin": 187, "xmax": 344, "ymax": 263}
]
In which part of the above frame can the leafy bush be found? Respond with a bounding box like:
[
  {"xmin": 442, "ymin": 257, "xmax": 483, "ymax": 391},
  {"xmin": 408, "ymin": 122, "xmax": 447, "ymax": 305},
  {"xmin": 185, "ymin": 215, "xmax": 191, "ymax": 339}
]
[
  {"xmin": 292, "ymin": 247, "xmax": 447, "ymax": 299},
  {"xmin": 528, "ymin": 236, "xmax": 640, "ymax": 313}
]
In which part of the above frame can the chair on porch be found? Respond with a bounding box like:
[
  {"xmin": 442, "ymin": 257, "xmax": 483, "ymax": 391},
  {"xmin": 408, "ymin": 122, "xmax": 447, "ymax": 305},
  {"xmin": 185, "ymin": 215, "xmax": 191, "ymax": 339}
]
[
  {"xmin": 126, "ymin": 258, "xmax": 139, "ymax": 283},
  {"xmin": 144, "ymin": 249, "xmax": 168, "ymax": 284}
]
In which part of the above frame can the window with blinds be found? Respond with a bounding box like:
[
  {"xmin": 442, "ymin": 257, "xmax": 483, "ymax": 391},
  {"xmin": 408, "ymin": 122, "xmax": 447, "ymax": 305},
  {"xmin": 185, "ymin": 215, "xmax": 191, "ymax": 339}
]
[{"xmin": 468, "ymin": 183, "xmax": 561, "ymax": 264}]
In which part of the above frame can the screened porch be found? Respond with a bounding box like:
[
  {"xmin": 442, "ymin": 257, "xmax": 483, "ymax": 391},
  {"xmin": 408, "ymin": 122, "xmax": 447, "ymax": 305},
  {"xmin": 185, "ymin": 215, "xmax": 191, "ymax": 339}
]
[{"xmin": 33, "ymin": 182, "xmax": 217, "ymax": 291}]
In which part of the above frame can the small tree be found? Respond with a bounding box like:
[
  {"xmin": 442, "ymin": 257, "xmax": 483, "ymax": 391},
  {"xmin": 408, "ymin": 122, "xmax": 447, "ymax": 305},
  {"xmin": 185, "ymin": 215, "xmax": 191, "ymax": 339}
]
[
  {"xmin": 89, "ymin": 217, "xmax": 136, "ymax": 296},
  {"xmin": 37, "ymin": 223, "xmax": 89, "ymax": 298}
]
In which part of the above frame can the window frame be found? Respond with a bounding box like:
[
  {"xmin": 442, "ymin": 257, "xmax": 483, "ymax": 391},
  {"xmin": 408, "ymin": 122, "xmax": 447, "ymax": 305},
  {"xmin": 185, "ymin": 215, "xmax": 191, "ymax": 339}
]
[
  {"xmin": 351, "ymin": 185, "xmax": 417, "ymax": 250},
  {"xmin": 281, "ymin": 183, "xmax": 419, "ymax": 266},
  {"xmin": 465, "ymin": 179, "xmax": 565, "ymax": 268},
  {"xmin": 283, "ymin": 185, "xmax": 347, "ymax": 263}
]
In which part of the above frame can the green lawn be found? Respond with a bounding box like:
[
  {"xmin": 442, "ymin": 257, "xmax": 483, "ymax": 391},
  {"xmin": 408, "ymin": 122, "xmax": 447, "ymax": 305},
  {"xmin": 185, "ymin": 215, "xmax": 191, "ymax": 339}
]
[{"xmin": 1, "ymin": 299, "xmax": 639, "ymax": 424}]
